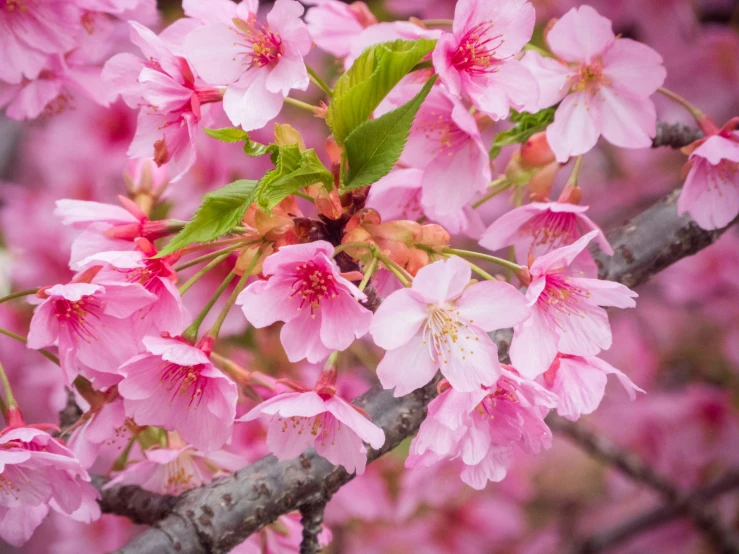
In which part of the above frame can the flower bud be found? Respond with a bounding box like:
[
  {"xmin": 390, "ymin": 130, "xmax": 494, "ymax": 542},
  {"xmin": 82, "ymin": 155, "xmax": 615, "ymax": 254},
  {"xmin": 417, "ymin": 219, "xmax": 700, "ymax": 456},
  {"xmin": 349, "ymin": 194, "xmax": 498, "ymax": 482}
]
[{"xmin": 520, "ymin": 132, "xmax": 556, "ymax": 167}]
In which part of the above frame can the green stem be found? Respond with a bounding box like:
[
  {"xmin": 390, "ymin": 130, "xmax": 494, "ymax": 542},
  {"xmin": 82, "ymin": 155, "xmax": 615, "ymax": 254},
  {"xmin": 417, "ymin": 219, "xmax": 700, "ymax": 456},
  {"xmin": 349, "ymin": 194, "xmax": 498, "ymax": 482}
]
[
  {"xmin": 658, "ymin": 87, "xmax": 705, "ymax": 123},
  {"xmin": 333, "ymin": 242, "xmax": 372, "ymax": 256},
  {"xmin": 174, "ymin": 245, "xmax": 241, "ymax": 272},
  {"xmin": 111, "ymin": 434, "xmax": 137, "ymax": 471},
  {"xmin": 0, "ymin": 392, "xmax": 6, "ymax": 418},
  {"xmin": 358, "ymin": 255, "xmax": 378, "ymax": 293},
  {"xmin": 0, "ymin": 288, "xmax": 39, "ymax": 305},
  {"xmin": 421, "ymin": 19, "xmax": 453, "ymax": 26},
  {"xmin": 463, "ymin": 259, "xmax": 497, "ymax": 281},
  {"xmin": 442, "ymin": 248, "xmax": 524, "ymax": 273},
  {"xmin": 177, "ymin": 237, "xmax": 245, "ymax": 256},
  {"xmin": 306, "ymin": 65, "xmax": 333, "ymax": 98},
  {"xmin": 284, "ymin": 96, "xmax": 319, "ymax": 113},
  {"xmin": 182, "ymin": 271, "xmax": 236, "ymax": 343},
  {"xmin": 567, "ymin": 155, "xmax": 585, "ymax": 187},
  {"xmin": 373, "ymin": 249, "xmax": 412, "ymax": 287},
  {"xmin": 179, "ymin": 252, "xmax": 232, "ymax": 295},
  {"xmin": 0, "ymin": 327, "xmax": 60, "ymax": 365},
  {"xmin": 472, "ymin": 178, "xmax": 511, "ymax": 209},
  {"xmin": 0, "ymin": 360, "xmax": 17, "ymax": 409},
  {"xmin": 293, "ymin": 190, "xmax": 315, "ymax": 203}
]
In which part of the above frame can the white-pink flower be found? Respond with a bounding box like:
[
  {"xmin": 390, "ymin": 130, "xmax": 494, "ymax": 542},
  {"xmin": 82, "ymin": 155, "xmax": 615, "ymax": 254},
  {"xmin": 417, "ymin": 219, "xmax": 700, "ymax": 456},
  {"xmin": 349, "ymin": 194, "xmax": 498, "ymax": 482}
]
[
  {"xmin": 541, "ymin": 354, "xmax": 644, "ymax": 421},
  {"xmin": 432, "ymin": 0, "xmax": 538, "ymax": 120},
  {"xmin": 678, "ymin": 133, "xmax": 739, "ymax": 230},
  {"xmin": 0, "ymin": 426, "xmax": 100, "ymax": 547},
  {"xmin": 241, "ymin": 386, "xmax": 385, "ymax": 474},
  {"xmin": 522, "ymin": 5, "xmax": 666, "ymax": 162},
  {"xmin": 237, "ymin": 241, "xmax": 372, "ymax": 364},
  {"xmin": 509, "ymin": 231, "xmax": 638, "ymax": 379},
  {"xmin": 304, "ymin": 0, "xmax": 377, "ymax": 58},
  {"xmin": 117, "ymin": 335, "xmax": 238, "ymax": 452},
  {"xmin": 27, "ymin": 281, "xmax": 156, "ymax": 385},
  {"xmin": 183, "ymin": 0, "xmax": 312, "ymax": 131},
  {"xmin": 370, "ymin": 256, "xmax": 530, "ymax": 395},
  {"xmin": 479, "ymin": 201, "xmax": 613, "ymax": 277}
]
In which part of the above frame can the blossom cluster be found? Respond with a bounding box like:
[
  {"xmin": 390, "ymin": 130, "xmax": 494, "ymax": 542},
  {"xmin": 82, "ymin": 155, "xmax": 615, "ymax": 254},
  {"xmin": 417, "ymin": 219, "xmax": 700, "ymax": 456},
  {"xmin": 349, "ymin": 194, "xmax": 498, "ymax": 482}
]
[{"xmin": 0, "ymin": 0, "xmax": 737, "ymax": 551}]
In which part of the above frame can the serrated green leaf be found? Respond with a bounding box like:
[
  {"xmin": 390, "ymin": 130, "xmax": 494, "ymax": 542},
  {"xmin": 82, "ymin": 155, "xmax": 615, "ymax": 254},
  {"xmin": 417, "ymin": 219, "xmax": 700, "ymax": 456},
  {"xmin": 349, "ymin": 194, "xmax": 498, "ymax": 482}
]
[
  {"xmin": 489, "ymin": 107, "xmax": 557, "ymax": 160},
  {"xmin": 204, "ymin": 127, "xmax": 249, "ymax": 143},
  {"xmin": 244, "ymin": 139, "xmax": 272, "ymax": 157},
  {"xmin": 327, "ymin": 38, "xmax": 436, "ymax": 145},
  {"xmin": 255, "ymin": 146, "xmax": 333, "ymax": 211},
  {"xmin": 343, "ymin": 75, "xmax": 437, "ymax": 191},
  {"xmin": 157, "ymin": 180, "xmax": 258, "ymax": 256}
]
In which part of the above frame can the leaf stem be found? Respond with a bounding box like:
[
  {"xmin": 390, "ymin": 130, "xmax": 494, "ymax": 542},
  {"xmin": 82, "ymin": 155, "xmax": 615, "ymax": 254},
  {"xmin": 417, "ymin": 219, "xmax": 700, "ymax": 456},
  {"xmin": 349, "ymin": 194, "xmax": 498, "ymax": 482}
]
[
  {"xmin": 442, "ymin": 248, "xmax": 524, "ymax": 273},
  {"xmin": 293, "ymin": 190, "xmax": 315, "ymax": 203},
  {"xmin": 658, "ymin": 87, "xmax": 705, "ymax": 124},
  {"xmin": 284, "ymin": 96, "xmax": 320, "ymax": 114},
  {"xmin": 177, "ymin": 237, "xmax": 245, "ymax": 256},
  {"xmin": 0, "ymin": 327, "xmax": 60, "ymax": 365},
  {"xmin": 179, "ymin": 251, "xmax": 233, "ymax": 295},
  {"xmin": 182, "ymin": 271, "xmax": 237, "ymax": 343},
  {"xmin": 0, "ymin": 288, "xmax": 39, "ymax": 305},
  {"xmin": 358, "ymin": 255, "xmax": 378, "ymax": 293},
  {"xmin": 306, "ymin": 65, "xmax": 333, "ymax": 98},
  {"xmin": 174, "ymin": 245, "xmax": 241, "ymax": 272},
  {"xmin": 567, "ymin": 155, "xmax": 585, "ymax": 187},
  {"xmin": 372, "ymin": 248, "xmax": 412, "ymax": 287},
  {"xmin": 472, "ymin": 178, "xmax": 511, "ymax": 208}
]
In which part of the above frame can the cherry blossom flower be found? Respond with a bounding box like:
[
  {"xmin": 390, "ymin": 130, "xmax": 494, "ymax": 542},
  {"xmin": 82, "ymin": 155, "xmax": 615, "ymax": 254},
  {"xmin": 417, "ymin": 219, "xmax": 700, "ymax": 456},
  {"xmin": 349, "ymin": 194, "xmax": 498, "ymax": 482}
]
[
  {"xmin": 182, "ymin": 0, "xmax": 312, "ymax": 131},
  {"xmin": 103, "ymin": 21, "xmax": 223, "ymax": 179},
  {"xmin": 479, "ymin": 201, "xmax": 613, "ymax": 277},
  {"xmin": 117, "ymin": 335, "xmax": 238, "ymax": 452},
  {"xmin": 541, "ymin": 353, "xmax": 644, "ymax": 421},
  {"xmin": 406, "ymin": 369, "xmax": 557, "ymax": 490},
  {"xmin": 304, "ymin": 0, "xmax": 377, "ymax": 58},
  {"xmin": 370, "ymin": 256, "xmax": 530, "ymax": 395},
  {"xmin": 509, "ymin": 231, "xmax": 638, "ymax": 379},
  {"xmin": 240, "ymin": 377, "xmax": 385, "ymax": 474},
  {"xmin": 432, "ymin": 0, "xmax": 539, "ymax": 120},
  {"xmin": 104, "ymin": 443, "xmax": 243, "ymax": 495},
  {"xmin": 67, "ymin": 394, "xmax": 131, "ymax": 468},
  {"xmin": 521, "ymin": 5, "xmax": 666, "ymax": 162},
  {"xmin": 0, "ymin": 426, "xmax": 100, "ymax": 547},
  {"xmin": 678, "ymin": 132, "xmax": 739, "ymax": 230},
  {"xmin": 237, "ymin": 241, "xmax": 372, "ymax": 364},
  {"xmin": 27, "ymin": 280, "xmax": 156, "ymax": 385}
]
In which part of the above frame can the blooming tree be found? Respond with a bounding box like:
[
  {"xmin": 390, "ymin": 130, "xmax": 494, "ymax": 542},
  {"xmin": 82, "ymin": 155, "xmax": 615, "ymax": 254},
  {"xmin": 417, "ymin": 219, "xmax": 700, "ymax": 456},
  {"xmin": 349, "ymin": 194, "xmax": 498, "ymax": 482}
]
[{"xmin": 0, "ymin": 0, "xmax": 738, "ymax": 552}]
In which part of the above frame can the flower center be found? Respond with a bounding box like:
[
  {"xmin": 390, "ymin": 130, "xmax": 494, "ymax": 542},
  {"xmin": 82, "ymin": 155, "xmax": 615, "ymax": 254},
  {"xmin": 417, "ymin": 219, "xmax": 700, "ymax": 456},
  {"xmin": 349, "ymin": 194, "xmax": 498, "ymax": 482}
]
[
  {"xmin": 519, "ymin": 210, "xmax": 579, "ymax": 254},
  {"xmin": 706, "ymin": 159, "xmax": 739, "ymax": 192},
  {"xmin": 416, "ymin": 109, "xmax": 468, "ymax": 155},
  {"xmin": 290, "ymin": 261, "xmax": 338, "ymax": 316},
  {"xmin": 278, "ymin": 412, "xmax": 342, "ymax": 446},
  {"xmin": 0, "ymin": 465, "xmax": 28, "ymax": 501},
  {"xmin": 538, "ymin": 273, "xmax": 591, "ymax": 326},
  {"xmin": 4, "ymin": 0, "xmax": 27, "ymax": 13},
  {"xmin": 423, "ymin": 305, "xmax": 479, "ymax": 365},
  {"xmin": 451, "ymin": 22, "xmax": 504, "ymax": 74},
  {"xmin": 233, "ymin": 18, "xmax": 284, "ymax": 68},
  {"xmin": 53, "ymin": 295, "xmax": 103, "ymax": 344},
  {"xmin": 159, "ymin": 363, "xmax": 207, "ymax": 407},
  {"xmin": 569, "ymin": 59, "xmax": 608, "ymax": 95}
]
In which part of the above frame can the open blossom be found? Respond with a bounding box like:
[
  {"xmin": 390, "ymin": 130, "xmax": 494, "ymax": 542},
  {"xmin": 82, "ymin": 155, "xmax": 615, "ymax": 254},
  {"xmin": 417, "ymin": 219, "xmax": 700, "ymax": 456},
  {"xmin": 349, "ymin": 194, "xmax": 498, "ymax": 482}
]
[
  {"xmin": 432, "ymin": 0, "xmax": 538, "ymax": 120},
  {"xmin": 541, "ymin": 354, "xmax": 644, "ymax": 421},
  {"xmin": 241, "ymin": 378, "xmax": 385, "ymax": 474},
  {"xmin": 406, "ymin": 370, "xmax": 558, "ymax": 490},
  {"xmin": 509, "ymin": 231, "xmax": 638, "ymax": 379},
  {"xmin": 0, "ymin": 426, "xmax": 100, "ymax": 547},
  {"xmin": 370, "ymin": 256, "xmax": 530, "ymax": 395},
  {"xmin": 66, "ymin": 394, "xmax": 131, "ymax": 469},
  {"xmin": 522, "ymin": 5, "xmax": 666, "ymax": 162},
  {"xmin": 27, "ymin": 280, "xmax": 156, "ymax": 385},
  {"xmin": 103, "ymin": 22, "xmax": 223, "ymax": 180},
  {"xmin": 237, "ymin": 241, "xmax": 372, "ymax": 364},
  {"xmin": 479, "ymin": 201, "xmax": 613, "ymax": 277},
  {"xmin": 304, "ymin": 0, "xmax": 377, "ymax": 58},
  {"xmin": 117, "ymin": 336, "xmax": 238, "ymax": 452},
  {"xmin": 677, "ymin": 131, "xmax": 739, "ymax": 230},
  {"xmin": 182, "ymin": 0, "xmax": 312, "ymax": 131},
  {"xmin": 105, "ymin": 443, "xmax": 244, "ymax": 495}
]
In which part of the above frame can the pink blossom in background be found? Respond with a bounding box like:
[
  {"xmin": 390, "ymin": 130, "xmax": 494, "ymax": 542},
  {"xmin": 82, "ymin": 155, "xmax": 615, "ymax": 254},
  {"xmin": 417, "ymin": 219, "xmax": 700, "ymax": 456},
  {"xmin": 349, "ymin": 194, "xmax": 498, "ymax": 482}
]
[
  {"xmin": 182, "ymin": 0, "xmax": 312, "ymax": 131},
  {"xmin": 117, "ymin": 335, "xmax": 238, "ymax": 452},
  {"xmin": 304, "ymin": 0, "xmax": 377, "ymax": 58},
  {"xmin": 522, "ymin": 5, "xmax": 666, "ymax": 162},
  {"xmin": 479, "ymin": 201, "xmax": 613, "ymax": 276},
  {"xmin": 241, "ymin": 384, "xmax": 385, "ymax": 474},
  {"xmin": 233, "ymin": 512, "xmax": 332, "ymax": 554},
  {"xmin": 0, "ymin": 426, "xmax": 100, "ymax": 547},
  {"xmin": 510, "ymin": 231, "xmax": 638, "ymax": 378},
  {"xmin": 371, "ymin": 256, "xmax": 530, "ymax": 394},
  {"xmin": 237, "ymin": 241, "xmax": 372, "ymax": 363},
  {"xmin": 432, "ymin": 0, "xmax": 539, "ymax": 119},
  {"xmin": 67, "ymin": 394, "xmax": 130, "ymax": 469}
]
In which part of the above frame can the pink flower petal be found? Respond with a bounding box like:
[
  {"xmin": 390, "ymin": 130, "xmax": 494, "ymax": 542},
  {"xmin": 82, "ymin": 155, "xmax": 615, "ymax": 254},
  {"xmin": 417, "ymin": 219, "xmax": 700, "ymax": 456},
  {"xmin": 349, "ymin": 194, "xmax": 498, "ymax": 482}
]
[
  {"xmin": 376, "ymin": 335, "xmax": 439, "ymax": 397},
  {"xmin": 412, "ymin": 256, "xmax": 471, "ymax": 305},
  {"xmin": 546, "ymin": 91, "xmax": 603, "ymax": 162},
  {"xmin": 455, "ymin": 280, "xmax": 531, "ymax": 331},
  {"xmin": 598, "ymin": 86, "xmax": 656, "ymax": 149},
  {"xmin": 370, "ymin": 288, "xmax": 428, "ymax": 350},
  {"xmin": 546, "ymin": 5, "xmax": 615, "ymax": 63},
  {"xmin": 602, "ymin": 38, "xmax": 665, "ymax": 97}
]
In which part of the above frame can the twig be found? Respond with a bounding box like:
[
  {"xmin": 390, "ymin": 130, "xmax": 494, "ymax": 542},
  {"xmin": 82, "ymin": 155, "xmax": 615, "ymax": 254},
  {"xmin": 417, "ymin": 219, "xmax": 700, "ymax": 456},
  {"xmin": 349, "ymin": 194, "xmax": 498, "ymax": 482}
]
[
  {"xmin": 299, "ymin": 501, "xmax": 327, "ymax": 554},
  {"xmin": 651, "ymin": 121, "xmax": 703, "ymax": 149}
]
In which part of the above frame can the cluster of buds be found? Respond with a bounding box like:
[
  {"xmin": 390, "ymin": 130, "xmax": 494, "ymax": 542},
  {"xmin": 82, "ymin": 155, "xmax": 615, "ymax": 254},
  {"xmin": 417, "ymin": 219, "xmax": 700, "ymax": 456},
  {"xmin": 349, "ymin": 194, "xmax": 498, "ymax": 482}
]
[{"xmin": 505, "ymin": 132, "xmax": 561, "ymax": 202}]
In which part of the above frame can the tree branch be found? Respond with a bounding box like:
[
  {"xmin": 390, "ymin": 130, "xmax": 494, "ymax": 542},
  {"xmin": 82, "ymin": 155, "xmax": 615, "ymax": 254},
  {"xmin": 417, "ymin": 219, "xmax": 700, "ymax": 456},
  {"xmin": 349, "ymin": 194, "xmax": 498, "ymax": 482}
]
[
  {"xmin": 651, "ymin": 122, "xmax": 703, "ymax": 149},
  {"xmin": 93, "ymin": 475, "xmax": 177, "ymax": 525},
  {"xmin": 299, "ymin": 501, "xmax": 327, "ymax": 554}
]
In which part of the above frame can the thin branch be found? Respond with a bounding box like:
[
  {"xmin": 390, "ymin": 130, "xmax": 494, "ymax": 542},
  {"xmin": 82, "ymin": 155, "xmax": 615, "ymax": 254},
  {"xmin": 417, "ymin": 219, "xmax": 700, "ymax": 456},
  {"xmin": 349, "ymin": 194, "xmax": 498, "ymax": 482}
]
[
  {"xmin": 651, "ymin": 121, "xmax": 703, "ymax": 148},
  {"xmin": 299, "ymin": 501, "xmax": 327, "ymax": 554}
]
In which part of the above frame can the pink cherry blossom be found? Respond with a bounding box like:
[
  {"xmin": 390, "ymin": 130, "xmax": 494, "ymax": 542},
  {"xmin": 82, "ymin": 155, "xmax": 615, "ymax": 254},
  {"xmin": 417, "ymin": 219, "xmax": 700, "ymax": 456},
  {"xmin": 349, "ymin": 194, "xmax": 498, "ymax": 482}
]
[
  {"xmin": 0, "ymin": 426, "xmax": 100, "ymax": 547},
  {"xmin": 237, "ymin": 241, "xmax": 372, "ymax": 364},
  {"xmin": 304, "ymin": 0, "xmax": 377, "ymax": 58},
  {"xmin": 233, "ymin": 512, "xmax": 332, "ymax": 554},
  {"xmin": 541, "ymin": 353, "xmax": 644, "ymax": 421},
  {"xmin": 103, "ymin": 21, "xmax": 223, "ymax": 180},
  {"xmin": 117, "ymin": 335, "xmax": 238, "ymax": 452},
  {"xmin": 521, "ymin": 5, "xmax": 666, "ymax": 162},
  {"xmin": 67, "ymin": 394, "xmax": 131, "ymax": 469},
  {"xmin": 241, "ymin": 385, "xmax": 385, "ymax": 474},
  {"xmin": 406, "ymin": 369, "xmax": 557, "ymax": 490},
  {"xmin": 509, "ymin": 231, "xmax": 638, "ymax": 379},
  {"xmin": 479, "ymin": 201, "xmax": 613, "ymax": 277},
  {"xmin": 182, "ymin": 0, "xmax": 312, "ymax": 131},
  {"xmin": 27, "ymin": 280, "xmax": 157, "ymax": 385},
  {"xmin": 678, "ymin": 133, "xmax": 739, "ymax": 230},
  {"xmin": 379, "ymin": 84, "xmax": 492, "ymax": 231},
  {"xmin": 105, "ymin": 443, "xmax": 243, "ymax": 495},
  {"xmin": 432, "ymin": 0, "xmax": 539, "ymax": 120},
  {"xmin": 370, "ymin": 256, "xmax": 530, "ymax": 395},
  {"xmin": 344, "ymin": 21, "xmax": 441, "ymax": 70}
]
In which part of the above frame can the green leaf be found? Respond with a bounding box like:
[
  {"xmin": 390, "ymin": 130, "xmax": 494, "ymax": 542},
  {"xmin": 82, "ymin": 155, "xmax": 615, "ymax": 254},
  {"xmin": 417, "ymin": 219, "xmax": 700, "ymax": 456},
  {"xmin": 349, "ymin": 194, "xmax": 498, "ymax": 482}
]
[
  {"xmin": 489, "ymin": 107, "xmax": 557, "ymax": 160},
  {"xmin": 204, "ymin": 127, "xmax": 273, "ymax": 157},
  {"xmin": 157, "ymin": 179, "xmax": 258, "ymax": 256},
  {"xmin": 255, "ymin": 146, "xmax": 333, "ymax": 211},
  {"xmin": 327, "ymin": 38, "xmax": 436, "ymax": 145},
  {"xmin": 343, "ymin": 75, "xmax": 437, "ymax": 191}
]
